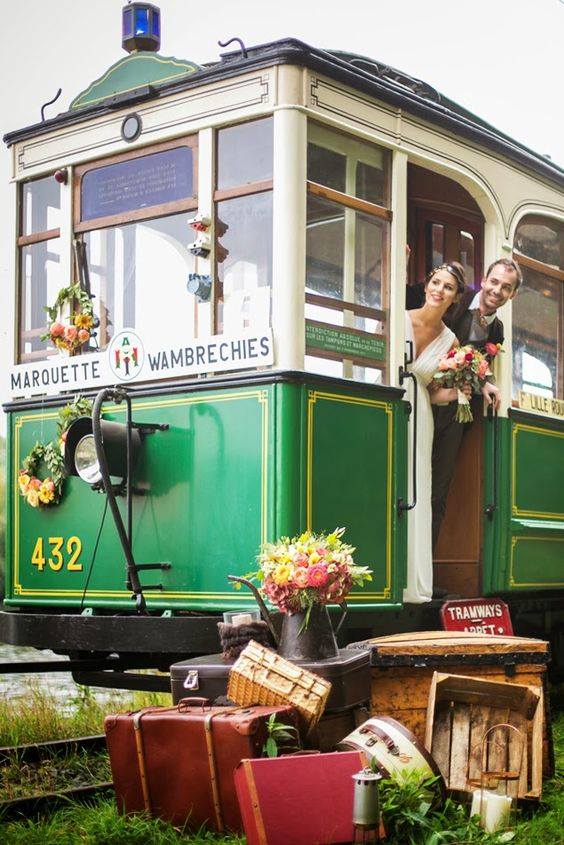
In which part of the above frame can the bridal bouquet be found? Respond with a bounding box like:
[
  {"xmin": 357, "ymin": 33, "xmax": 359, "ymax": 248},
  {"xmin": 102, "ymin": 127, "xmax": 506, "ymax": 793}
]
[
  {"xmin": 248, "ymin": 527, "xmax": 372, "ymax": 616},
  {"xmin": 432, "ymin": 343, "xmax": 502, "ymax": 423}
]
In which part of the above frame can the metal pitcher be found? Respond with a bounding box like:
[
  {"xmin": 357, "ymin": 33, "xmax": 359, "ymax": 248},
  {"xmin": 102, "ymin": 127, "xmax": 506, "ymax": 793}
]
[{"xmin": 227, "ymin": 575, "xmax": 347, "ymax": 661}]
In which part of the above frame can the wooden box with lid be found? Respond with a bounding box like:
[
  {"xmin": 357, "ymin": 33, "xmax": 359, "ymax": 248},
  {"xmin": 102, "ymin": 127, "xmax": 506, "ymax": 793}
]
[{"xmin": 347, "ymin": 631, "xmax": 551, "ymax": 774}]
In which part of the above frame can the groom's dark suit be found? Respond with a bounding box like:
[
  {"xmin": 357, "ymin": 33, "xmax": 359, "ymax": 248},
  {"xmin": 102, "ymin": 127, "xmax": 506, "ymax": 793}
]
[{"xmin": 431, "ymin": 289, "xmax": 504, "ymax": 549}]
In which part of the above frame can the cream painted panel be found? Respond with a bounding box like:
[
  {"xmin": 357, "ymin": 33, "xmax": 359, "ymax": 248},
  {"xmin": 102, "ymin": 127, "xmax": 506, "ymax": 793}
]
[
  {"xmin": 307, "ymin": 72, "xmax": 564, "ymax": 240},
  {"xmin": 14, "ymin": 71, "xmax": 274, "ymax": 178}
]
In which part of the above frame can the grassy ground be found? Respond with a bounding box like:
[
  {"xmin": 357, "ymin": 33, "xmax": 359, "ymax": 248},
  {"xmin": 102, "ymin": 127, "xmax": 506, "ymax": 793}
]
[{"xmin": 0, "ymin": 684, "xmax": 562, "ymax": 844}]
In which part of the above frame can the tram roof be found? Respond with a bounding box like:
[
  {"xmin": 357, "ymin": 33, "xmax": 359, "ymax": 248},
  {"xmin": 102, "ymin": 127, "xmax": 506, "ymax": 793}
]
[{"xmin": 4, "ymin": 37, "xmax": 563, "ymax": 187}]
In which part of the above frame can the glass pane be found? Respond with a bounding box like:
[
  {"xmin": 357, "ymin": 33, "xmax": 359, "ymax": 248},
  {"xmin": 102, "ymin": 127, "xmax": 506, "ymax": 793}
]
[
  {"xmin": 459, "ymin": 230, "xmax": 475, "ymax": 286},
  {"xmin": 429, "ymin": 223, "xmax": 444, "ymax": 270},
  {"xmin": 216, "ymin": 192, "xmax": 273, "ymax": 333},
  {"xmin": 307, "ymin": 144, "xmax": 346, "ymax": 193},
  {"xmin": 355, "ymin": 161, "xmax": 386, "ymax": 206},
  {"xmin": 22, "ymin": 176, "xmax": 60, "ymax": 235},
  {"xmin": 217, "ymin": 118, "xmax": 273, "ymax": 190},
  {"xmin": 81, "ymin": 147, "xmax": 194, "ymax": 221},
  {"xmin": 512, "ymin": 267, "xmax": 562, "ymax": 399},
  {"xmin": 306, "ymin": 194, "xmax": 345, "ymax": 300},
  {"xmin": 85, "ymin": 213, "xmax": 198, "ymax": 348},
  {"xmin": 515, "ymin": 217, "xmax": 564, "ymax": 269},
  {"xmin": 355, "ymin": 212, "xmax": 385, "ymax": 310},
  {"xmin": 20, "ymin": 238, "xmax": 61, "ymax": 359}
]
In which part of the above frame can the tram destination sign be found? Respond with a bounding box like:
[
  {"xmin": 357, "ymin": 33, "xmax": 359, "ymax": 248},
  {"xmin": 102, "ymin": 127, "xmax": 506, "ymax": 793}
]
[
  {"xmin": 518, "ymin": 390, "xmax": 564, "ymax": 418},
  {"xmin": 9, "ymin": 329, "xmax": 273, "ymax": 399},
  {"xmin": 306, "ymin": 321, "xmax": 386, "ymax": 362}
]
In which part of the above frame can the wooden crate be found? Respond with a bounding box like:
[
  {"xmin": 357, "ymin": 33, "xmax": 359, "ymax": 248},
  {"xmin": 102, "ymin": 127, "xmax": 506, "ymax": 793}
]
[
  {"xmin": 424, "ymin": 672, "xmax": 543, "ymax": 799},
  {"xmin": 347, "ymin": 631, "xmax": 550, "ymax": 772}
]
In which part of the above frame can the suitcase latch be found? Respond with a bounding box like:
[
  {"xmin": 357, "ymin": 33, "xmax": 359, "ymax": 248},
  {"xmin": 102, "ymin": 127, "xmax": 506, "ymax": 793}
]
[{"xmin": 183, "ymin": 670, "xmax": 200, "ymax": 690}]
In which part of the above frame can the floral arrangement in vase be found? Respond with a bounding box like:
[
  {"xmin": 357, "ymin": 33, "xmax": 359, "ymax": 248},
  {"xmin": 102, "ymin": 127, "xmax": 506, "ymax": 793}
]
[
  {"xmin": 41, "ymin": 283, "xmax": 95, "ymax": 353},
  {"xmin": 433, "ymin": 342, "xmax": 502, "ymax": 422},
  {"xmin": 250, "ymin": 527, "xmax": 372, "ymax": 615}
]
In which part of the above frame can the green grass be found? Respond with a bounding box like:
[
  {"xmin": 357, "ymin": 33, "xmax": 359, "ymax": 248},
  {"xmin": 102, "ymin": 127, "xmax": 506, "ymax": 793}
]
[
  {"xmin": 0, "ymin": 684, "xmax": 562, "ymax": 844},
  {"xmin": 0, "ymin": 750, "xmax": 110, "ymax": 801},
  {"xmin": 0, "ymin": 683, "xmax": 170, "ymax": 746}
]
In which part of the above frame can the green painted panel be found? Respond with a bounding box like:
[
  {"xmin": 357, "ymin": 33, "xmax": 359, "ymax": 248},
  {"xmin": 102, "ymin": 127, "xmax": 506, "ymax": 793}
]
[
  {"xmin": 8, "ymin": 388, "xmax": 269, "ymax": 610},
  {"xmin": 306, "ymin": 322, "xmax": 386, "ymax": 362},
  {"xmin": 307, "ymin": 390, "xmax": 395, "ymax": 602},
  {"xmin": 510, "ymin": 536, "xmax": 564, "ymax": 588},
  {"xmin": 512, "ymin": 422, "xmax": 564, "ymax": 519},
  {"xmin": 70, "ymin": 53, "xmax": 201, "ymax": 110}
]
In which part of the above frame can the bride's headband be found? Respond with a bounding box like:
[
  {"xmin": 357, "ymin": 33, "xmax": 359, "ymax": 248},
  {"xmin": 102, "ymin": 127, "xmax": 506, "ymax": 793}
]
[{"xmin": 427, "ymin": 262, "xmax": 466, "ymax": 294}]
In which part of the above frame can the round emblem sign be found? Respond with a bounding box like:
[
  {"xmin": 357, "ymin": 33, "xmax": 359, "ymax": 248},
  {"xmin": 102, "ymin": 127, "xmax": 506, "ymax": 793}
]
[{"xmin": 108, "ymin": 330, "xmax": 145, "ymax": 382}]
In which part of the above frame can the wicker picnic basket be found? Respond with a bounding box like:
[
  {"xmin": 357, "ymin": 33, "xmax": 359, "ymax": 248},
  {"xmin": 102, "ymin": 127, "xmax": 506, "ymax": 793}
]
[{"xmin": 227, "ymin": 640, "xmax": 332, "ymax": 732}]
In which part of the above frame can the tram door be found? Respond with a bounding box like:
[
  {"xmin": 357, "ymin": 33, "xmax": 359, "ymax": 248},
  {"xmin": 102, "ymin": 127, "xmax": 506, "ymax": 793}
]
[{"xmin": 407, "ymin": 165, "xmax": 485, "ymax": 597}]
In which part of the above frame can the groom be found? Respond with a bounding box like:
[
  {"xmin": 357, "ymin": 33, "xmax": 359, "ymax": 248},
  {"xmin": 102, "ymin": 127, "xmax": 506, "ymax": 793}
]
[{"xmin": 431, "ymin": 258, "xmax": 522, "ymax": 549}]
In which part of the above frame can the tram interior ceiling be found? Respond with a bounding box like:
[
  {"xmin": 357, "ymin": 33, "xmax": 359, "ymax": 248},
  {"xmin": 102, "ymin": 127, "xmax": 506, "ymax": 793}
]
[{"xmin": 1, "ymin": 8, "xmax": 563, "ymax": 686}]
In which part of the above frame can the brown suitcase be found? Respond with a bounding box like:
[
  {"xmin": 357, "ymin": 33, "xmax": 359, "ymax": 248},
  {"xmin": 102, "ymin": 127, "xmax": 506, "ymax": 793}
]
[{"xmin": 104, "ymin": 697, "xmax": 299, "ymax": 832}]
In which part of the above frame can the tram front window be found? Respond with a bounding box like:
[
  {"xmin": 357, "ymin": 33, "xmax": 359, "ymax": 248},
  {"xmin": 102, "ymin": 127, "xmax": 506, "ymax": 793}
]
[{"xmin": 84, "ymin": 212, "xmax": 197, "ymax": 348}]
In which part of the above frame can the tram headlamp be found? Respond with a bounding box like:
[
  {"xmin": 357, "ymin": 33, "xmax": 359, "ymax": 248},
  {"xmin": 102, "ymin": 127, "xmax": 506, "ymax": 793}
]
[
  {"xmin": 74, "ymin": 434, "xmax": 102, "ymax": 484},
  {"xmin": 64, "ymin": 416, "xmax": 141, "ymax": 486}
]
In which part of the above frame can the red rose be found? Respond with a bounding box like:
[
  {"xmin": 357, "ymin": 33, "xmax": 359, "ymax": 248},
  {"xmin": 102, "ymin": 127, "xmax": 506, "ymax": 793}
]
[
  {"xmin": 447, "ymin": 349, "xmax": 455, "ymax": 358},
  {"xmin": 485, "ymin": 342, "xmax": 498, "ymax": 357},
  {"xmin": 465, "ymin": 352, "xmax": 474, "ymax": 361}
]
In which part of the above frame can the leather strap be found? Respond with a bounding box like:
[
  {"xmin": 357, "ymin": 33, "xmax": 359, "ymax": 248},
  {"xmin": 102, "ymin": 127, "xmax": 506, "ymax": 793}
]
[
  {"xmin": 132, "ymin": 711, "xmax": 152, "ymax": 812},
  {"xmin": 204, "ymin": 712, "xmax": 224, "ymax": 831},
  {"xmin": 242, "ymin": 759, "xmax": 268, "ymax": 845}
]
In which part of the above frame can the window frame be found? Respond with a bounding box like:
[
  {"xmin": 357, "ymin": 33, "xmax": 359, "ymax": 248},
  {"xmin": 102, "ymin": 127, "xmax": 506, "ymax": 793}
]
[
  {"xmin": 512, "ymin": 215, "xmax": 564, "ymax": 403},
  {"xmin": 305, "ymin": 122, "xmax": 392, "ymax": 381},
  {"xmin": 213, "ymin": 118, "xmax": 274, "ymax": 334},
  {"xmin": 17, "ymin": 175, "xmax": 62, "ymax": 363}
]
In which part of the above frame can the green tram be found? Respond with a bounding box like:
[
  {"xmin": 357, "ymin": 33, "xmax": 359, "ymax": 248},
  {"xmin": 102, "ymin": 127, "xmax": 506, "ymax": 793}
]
[{"xmin": 2, "ymin": 7, "xmax": 564, "ymax": 683}]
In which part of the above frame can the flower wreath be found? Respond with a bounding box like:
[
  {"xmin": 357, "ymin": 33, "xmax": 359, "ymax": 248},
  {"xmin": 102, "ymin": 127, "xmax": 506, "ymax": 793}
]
[
  {"xmin": 41, "ymin": 283, "xmax": 95, "ymax": 353},
  {"xmin": 18, "ymin": 396, "xmax": 93, "ymax": 508},
  {"xmin": 19, "ymin": 442, "xmax": 65, "ymax": 508}
]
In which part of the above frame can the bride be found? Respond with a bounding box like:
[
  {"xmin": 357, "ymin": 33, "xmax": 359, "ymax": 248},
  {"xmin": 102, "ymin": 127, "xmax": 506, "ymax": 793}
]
[{"xmin": 404, "ymin": 262, "xmax": 468, "ymax": 603}]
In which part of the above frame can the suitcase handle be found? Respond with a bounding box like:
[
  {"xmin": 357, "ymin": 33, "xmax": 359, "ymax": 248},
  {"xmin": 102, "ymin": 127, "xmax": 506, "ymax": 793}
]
[
  {"xmin": 359, "ymin": 724, "xmax": 400, "ymax": 756},
  {"xmin": 178, "ymin": 696, "xmax": 211, "ymax": 710}
]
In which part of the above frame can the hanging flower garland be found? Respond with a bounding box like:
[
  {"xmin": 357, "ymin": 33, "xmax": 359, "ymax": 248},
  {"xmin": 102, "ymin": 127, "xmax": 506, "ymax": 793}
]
[
  {"xmin": 41, "ymin": 283, "xmax": 95, "ymax": 353},
  {"xmin": 18, "ymin": 396, "xmax": 93, "ymax": 508},
  {"xmin": 19, "ymin": 442, "xmax": 65, "ymax": 508}
]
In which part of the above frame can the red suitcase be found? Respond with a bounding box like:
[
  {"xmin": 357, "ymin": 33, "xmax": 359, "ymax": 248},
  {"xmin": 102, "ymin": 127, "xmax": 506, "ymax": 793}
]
[
  {"xmin": 104, "ymin": 697, "xmax": 299, "ymax": 832},
  {"xmin": 234, "ymin": 750, "xmax": 367, "ymax": 845}
]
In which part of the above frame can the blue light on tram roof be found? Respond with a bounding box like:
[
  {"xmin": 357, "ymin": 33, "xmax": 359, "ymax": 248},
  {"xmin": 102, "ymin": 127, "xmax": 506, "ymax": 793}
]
[{"xmin": 134, "ymin": 7, "xmax": 150, "ymax": 36}]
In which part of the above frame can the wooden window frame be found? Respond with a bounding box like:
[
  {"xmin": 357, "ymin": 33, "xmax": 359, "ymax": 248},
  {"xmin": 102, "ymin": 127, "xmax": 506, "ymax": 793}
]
[
  {"xmin": 305, "ymin": 127, "xmax": 392, "ymax": 380},
  {"xmin": 512, "ymin": 251, "xmax": 564, "ymax": 404},
  {"xmin": 213, "ymin": 120, "xmax": 275, "ymax": 335},
  {"xmin": 17, "ymin": 176, "xmax": 62, "ymax": 363},
  {"xmin": 73, "ymin": 136, "xmax": 199, "ymax": 233}
]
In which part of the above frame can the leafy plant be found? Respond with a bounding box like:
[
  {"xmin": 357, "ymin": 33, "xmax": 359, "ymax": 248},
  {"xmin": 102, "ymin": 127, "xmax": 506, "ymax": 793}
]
[
  {"xmin": 57, "ymin": 396, "xmax": 93, "ymax": 439},
  {"xmin": 262, "ymin": 714, "xmax": 300, "ymax": 758}
]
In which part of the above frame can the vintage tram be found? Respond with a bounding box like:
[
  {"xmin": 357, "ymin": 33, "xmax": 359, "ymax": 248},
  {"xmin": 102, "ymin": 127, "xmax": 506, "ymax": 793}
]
[{"xmin": 2, "ymin": 6, "xmax": 563, "ymax": 685}]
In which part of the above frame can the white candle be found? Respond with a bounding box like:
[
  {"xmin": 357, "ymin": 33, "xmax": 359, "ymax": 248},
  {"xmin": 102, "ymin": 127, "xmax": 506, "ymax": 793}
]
[
  {"xmin": 483, "ymin": 794, "xmax": 512, "ymax": 832},
  {"xmin": 231, "ymin": 613, "xmax": 253, "ymax": 626},
  {"xmin": 470, "ymin": 790, "xmax": 485, "ymax": 818}
]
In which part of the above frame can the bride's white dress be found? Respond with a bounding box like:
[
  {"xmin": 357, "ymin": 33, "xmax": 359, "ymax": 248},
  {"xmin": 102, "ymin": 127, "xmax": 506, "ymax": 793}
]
[{"xmin": 404, "ymin": 313, "xmax": 456, "ymax": 603}]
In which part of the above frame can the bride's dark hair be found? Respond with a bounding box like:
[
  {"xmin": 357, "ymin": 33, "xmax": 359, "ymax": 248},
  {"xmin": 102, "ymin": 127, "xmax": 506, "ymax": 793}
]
[{"xmin": 426, "ymin": 261, "xmax": 466, "ymax": 295}]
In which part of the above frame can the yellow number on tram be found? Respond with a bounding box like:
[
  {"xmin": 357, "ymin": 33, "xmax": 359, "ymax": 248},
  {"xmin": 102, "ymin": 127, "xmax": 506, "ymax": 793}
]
[
  {"xmin": 31, "ymin": 537, "xmax": 45, "ymax": 571},
  {"xmin": 30, "ymin": 536, "xmax": 83, "ymax": 573},
  {"xmin": 67, "ymin": 537, "xmax": 83, "ymax": 571},
  {"xmin": 48, "ymin": 537, "xmax": 64, "ymax": 571}
]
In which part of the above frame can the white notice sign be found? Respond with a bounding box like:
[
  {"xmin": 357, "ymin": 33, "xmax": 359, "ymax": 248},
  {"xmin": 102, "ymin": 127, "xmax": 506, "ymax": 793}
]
[{"xmin": 9, "ymin": 329, "xmax": 274, "ymax": 400}]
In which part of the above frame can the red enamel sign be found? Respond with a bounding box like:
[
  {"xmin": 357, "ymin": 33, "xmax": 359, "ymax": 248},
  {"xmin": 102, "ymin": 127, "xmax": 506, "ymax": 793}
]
[{"xmin": 440, "ymin": 598, "xmax": 513, "ymax": 636}]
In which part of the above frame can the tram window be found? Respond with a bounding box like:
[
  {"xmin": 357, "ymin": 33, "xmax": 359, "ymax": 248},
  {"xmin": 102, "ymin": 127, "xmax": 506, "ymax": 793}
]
[
  {"xmin": 84, "ymin": 213, "xmax": 198, "ymax": 348},
  {"xmin": 459, "ymin": 230, "xmax": 475, "ymax": 286},
  {"xmin": 22, "ymin": 176, "xmax": 60, "ymax": 235},
  {"xmin": 216, "ymin": 118, "xmax": 273, "ymax": 190},
  {"xmin": 19, "ymin": 238, "xmax": 61, "ymax": 360},
  {"xmin": 308, "ymin": 144, "xmax": 346, "ymax": 193},
  {"xmin": 215, "ymin": 192, "xmax": 273, "ymax": 334},
  {"xmin": 513, "ymin": 215, "xmax": 564, "ymax": 401},
  {"xmin": 512, "ymin": 268, "xmax": 561, "ymax": 399},
  {"xmin": 305, "ymin": 123, "xmax": 391, "ymax": 384},
  {"xmin": 214, "ymin": 119, "xmax": 274, "ymax": 336}
]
